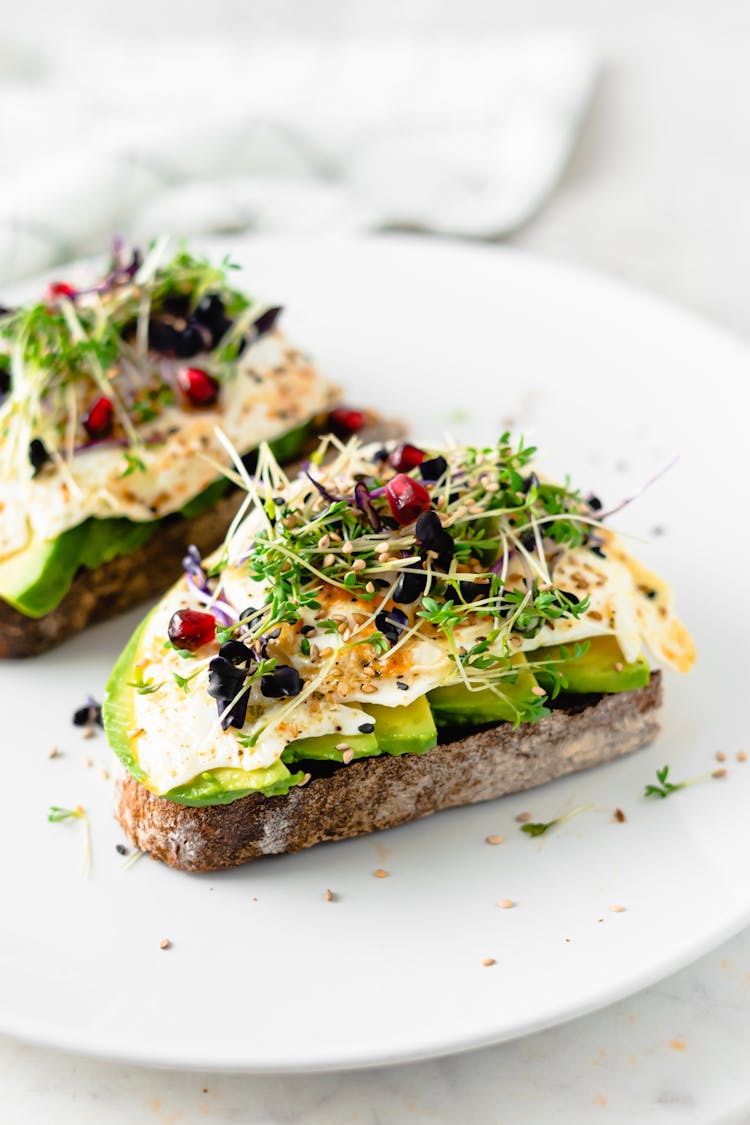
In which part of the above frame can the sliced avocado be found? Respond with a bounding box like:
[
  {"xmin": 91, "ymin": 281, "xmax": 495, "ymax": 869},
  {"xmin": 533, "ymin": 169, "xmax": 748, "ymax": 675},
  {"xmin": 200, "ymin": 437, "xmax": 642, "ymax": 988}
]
[
  {"xmin": 0, "ymin": 418, "xmax": 314, "ymax": 618},
  {"xmin": 362, "ymin": 695, "xmax": 437, "ymax": 755},
  {"xmin": 162, "ymin": 760, "xmax": 301, "ymax": 806},
  {"xmin": 282, "ymin": 729, "xmax": 379, "ymax": 763},
  {"xmin": 532, "ymin": 635, "xmax": 649, "ymax": 694},
  {"xmin": 428, "ymin": 655, "xmax": 543, "ymax": 726}
]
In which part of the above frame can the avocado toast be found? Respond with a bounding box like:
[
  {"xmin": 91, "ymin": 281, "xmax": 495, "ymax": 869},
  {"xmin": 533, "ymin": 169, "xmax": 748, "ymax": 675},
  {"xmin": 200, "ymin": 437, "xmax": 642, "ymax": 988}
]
[
  {"xmin": 0, "ymin": 240, "xmax": 356, "ymax": 657},
  {"xmin": 105, "ymin": 434, "xmax": 694, "ymax": 871}
]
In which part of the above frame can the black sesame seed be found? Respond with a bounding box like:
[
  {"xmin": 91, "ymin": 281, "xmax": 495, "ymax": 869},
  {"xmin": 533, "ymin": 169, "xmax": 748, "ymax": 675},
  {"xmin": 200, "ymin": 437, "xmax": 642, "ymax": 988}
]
[
  {"xmin": 396, "ymin": 681, "xmax": 409, "ymax": 691},
  {"xmin": 252, "ymin": 306, "xmax": 283, "ymax": 337},
  {"xmin": 115, "ymin": 844, "xmax": 128, "ymax": 856},
  {"xmin": 29, "ymin": 438, "xmax": 50, "ymax": 475},
  {"xmin": 589, "ymin": 546, "xmax": 607, "ymax": 559},
  {"xmin": 588, "ymin": 494, "xmax": 603, "ymax": 511},
  {"xmin": 358, "ymin": 722, "xmax": 375, "ymax": 734},
  {"xmin": 300, "ymin": 624, "xmax": 315, "ymax": 636}
]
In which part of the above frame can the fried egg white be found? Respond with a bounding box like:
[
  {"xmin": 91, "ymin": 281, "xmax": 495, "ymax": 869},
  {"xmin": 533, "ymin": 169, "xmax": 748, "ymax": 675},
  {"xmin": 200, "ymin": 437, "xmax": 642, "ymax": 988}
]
[
  {"xmin": 130, "ymin": 504, "xmax": 695, "ymax": 796},
  {"xmin": 0, "ymin": 331, "xmax": 338, "ymax": 559}
]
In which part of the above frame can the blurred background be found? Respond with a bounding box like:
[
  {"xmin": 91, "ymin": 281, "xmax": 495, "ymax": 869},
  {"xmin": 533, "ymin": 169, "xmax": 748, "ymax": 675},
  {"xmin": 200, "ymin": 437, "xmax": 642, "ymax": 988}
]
[{"xmin": 2, "ymin": 0, "xmax": 749, "ymax": 334}]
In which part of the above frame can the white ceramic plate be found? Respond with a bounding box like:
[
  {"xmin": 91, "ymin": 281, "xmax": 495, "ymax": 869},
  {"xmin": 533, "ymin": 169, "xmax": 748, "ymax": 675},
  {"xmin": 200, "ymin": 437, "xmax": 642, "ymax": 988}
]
[{"xmin": 0, "ymin": 236, "xmax": 746, "ymax": 1072}]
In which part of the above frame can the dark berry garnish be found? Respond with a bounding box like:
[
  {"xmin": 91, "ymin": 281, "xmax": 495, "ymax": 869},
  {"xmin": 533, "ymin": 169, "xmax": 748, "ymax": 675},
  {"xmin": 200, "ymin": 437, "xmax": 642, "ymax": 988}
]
[
  {"xmin": 167, "ymin": 609, "xmax": 216, "ymax": 651},
  {"xmin": 29, "ymin": 438, "xmax": 49, "ymax": 475},
  {"xmin": 390, "ymin": 443, "xmax": 425, "ymax": 472},
  {"xmin": 519, "ymin": 529, "xmax": 537, "ymax": 551},
  {"xmin": 385, "ymin": 474, "xmax": 431, "ymax": 526},
  {"xmin": 0, "ymin": 363, "xmax": 10, "ymax": 403},
  {"xmin": 558, "ymin": 589, "xmax": 580, "ymax": 606},
  {"xmin": 72, "ymin": 696, "xmax": 102, "ymax": 727},
  {"xmin": 147, "ymin": 320, "xmax": 181, "ymax": 354},
  {"xmin": 207, "ymin": 656, "xmax": 248, "ymax": 729},
  {"xmin": 219, "ymin": 639, "xmax": 254, "ymax": 665},
  {"xmin": 194, "ymin": 293, "xmax": 225, "ymax": 330},
  {"xmin": 415, "ymin": 510, "xmax": 454, "ymax": 570},
  {"xmin": 84, "ymin": 396, "xmax": 114, "ymax": 439},
  {"xmin": 392, "ymin": 565, "xmax": 428, "ymax": 604},
  {"xmin": 419, "ymin": 455, "xmax": 448, "ymax": 483},
  {"xmin": 588, "ymin": 494, "xmax": 603, "ymax": 511},
  {"xmin": 375, "ymin": 608, "xmax": 408, "ymax": 646},
  {"xmin": 520, "ymin": 472, "xmax": 539, "ymax": 495},
  {"xmin": 174, "ymin": 323, "xmax": 212, "ymax": 358},
  {"xmin": 456, "ymin": 579, "xmax": 489, "ymax": 603},
  {"xmin": 161, "ymin": 293, "xmax": 191, "ymax": 318},
  {"xmin": 260, "ymin": 665, "xmax": 304, "ymax": 698},
  {"xmin": 252, "ymin": 306, "xmax": 283, "ymax": 337},
  {"xmin": 329, "ymin": 407, "xmax": 365, "ymax": 436},
  {"xmin": 178, "ymin": 367, "xmax": 220, "ymax": 406}
]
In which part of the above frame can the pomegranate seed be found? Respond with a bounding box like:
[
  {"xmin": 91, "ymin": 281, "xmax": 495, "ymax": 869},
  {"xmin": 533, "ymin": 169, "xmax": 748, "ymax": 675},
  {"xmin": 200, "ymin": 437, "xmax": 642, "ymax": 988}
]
[
  {"xmin": 390, "ymin": 443, "xmax": 425, "ymax": 472},
  {"xmin": 84, "ymin": 396, "xmax": 114, "ymax": 439},
  {"xmin": 329, "ymin": 407, "xmax": 365, "ymax": 435},
  {"xmin": 168, "ymin": 609, "xmax": 216, "ymax": 651},
  {"xmin": 178, "ymin": 367, "xmax": 219, "ymax": 406},
  {"xmin": 385, "ymin": 473, "xmax": 431, "ymax": 526},
  {"xmin": 46, "ymin": 281, "xmax": 76, "ymax": 301}
]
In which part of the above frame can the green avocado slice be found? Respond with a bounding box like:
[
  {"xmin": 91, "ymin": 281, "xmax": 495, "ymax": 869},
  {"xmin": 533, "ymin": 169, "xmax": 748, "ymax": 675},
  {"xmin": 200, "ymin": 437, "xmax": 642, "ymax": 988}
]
[
  {"xmin": 428, "ymin": 655, "xmax": 543, "ymax": 726},
  {"xmin": 362, "ymin": 695, "xmax": 437, "ymax": 755},
  {"xmin": 533, "ymin": 635, "xmax": 650, "ymax": 694},
  {"xmin": 0, "ymin": 419, "xmax": 314, "ymax": 619}
]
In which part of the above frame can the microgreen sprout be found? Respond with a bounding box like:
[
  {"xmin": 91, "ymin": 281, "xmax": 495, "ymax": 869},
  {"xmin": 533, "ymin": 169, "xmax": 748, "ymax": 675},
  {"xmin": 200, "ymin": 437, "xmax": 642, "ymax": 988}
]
[
  {"xmin": 643, "ymin": 764, "xmax": 710, "ymax": 800},
  {"xmin": 520, "ymin": 804, "xmax": 593, "ymax": 837}
]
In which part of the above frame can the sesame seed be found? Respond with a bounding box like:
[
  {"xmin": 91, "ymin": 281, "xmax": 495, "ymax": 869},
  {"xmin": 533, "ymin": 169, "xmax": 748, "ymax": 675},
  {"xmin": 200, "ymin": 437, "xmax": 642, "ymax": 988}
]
[
  {"xmin": 81, "ymin": 726, "xmax": 95, "ymax": 740},
  {"xmin": 318, "ymin": 534, "xmax": 330, "ymax": 550},
  {"xmin": 309, "ymin": 644, "xmax": 320, "ymax": 662},
  {"xmin": 509, "ymin": 635, "xmax": 522, "ymax": 649},
  {"xmin": 342, "ymin": 541, "xmax": 354, "ymax": 554},
  {"xmin": 515, "ymin": 811, "xmax": 531, "ymax": 823},
  {"xmin": 712, "ymin": 768, "xmax": 728, "ymax": 779},
  {"xmin": 323, "ymin": 553, "xmax": 336, "ymax": 569},
  {"xmin": 365, "ymin": 581, "xmax": 375, "ymax": 593},
  {"xmin": 100, "ymin": 768, "xmax": 110, "ymax": 780},
  {"xmin": 609, "ymin": 905, "xmax": 626, "ymax": 913},
  {"xmin": 341, "ymin": 627, "xmax": 352, "ymax": 642},
  {"xmin": 715, "ymin": 751, "xmax": 726, "ymax": 762},
  {"xmin": 319, "ymin": 647, "xmax": 334, "ymax": 658},
  {"xmin": 331, "ymin": 614, "xmax": 347, "ymax": 624},
  {"xmin": 324, "ymin": 889, "xmax": 335, "ymax": 902},
  {"xmin": 481, "ymin": 957, "xmax": 496, "ymax": 967},
  {"xmin": 496, "ymin": 899, "xmax": 514, "ymax": 910},
  {"xmin": 83, "ymin": 756, "xmax": 93, "ymax": 768},
  {"xmin": 342, "ymin": 748, "xmax": 355, "ymax": 764},
  {"xmin": 159, "ymin": 938, "xmax": 172, "ymax": 950},
  {"xmin": 361, "ymin": 682, "xmax": 378, "ymax": 694},
  {"xmin": 352, "ymin": 559, "xmax": 366, "ymax": 572},
  {"xmin": 468, "ymin": 504, "xmax": 485, "ymax": 515},
  {"xmin": 531, "ymin": 686, "xmax": 546, "ymax": 698},
  {"xmin": 374, "ymin": 868, "xmax": 389, "ymax": 878},
  {"xmin": 738, "ymin": 752, "xmax": 747, "ymax": 763},
  {"xmin": 614, "ymin": 662, "xmax": 624, "ymax": 673},
  {"xmin": 485, "ymin": 481, "xmax": 499, "ymax": 492},
  {"xmin": 485, "ymin": 834, "xmax": 503, "ymax": 845},
  {"xmin": 335, "ymin": 742, "xmax": 351, "ymax": 752},
  {"xmin": 48, "ymin": 747, "xmax": 60, "ymax": 759},
  {"xmin": 613, "ymin": 808, "xmax": 626, "ymax": 823}
]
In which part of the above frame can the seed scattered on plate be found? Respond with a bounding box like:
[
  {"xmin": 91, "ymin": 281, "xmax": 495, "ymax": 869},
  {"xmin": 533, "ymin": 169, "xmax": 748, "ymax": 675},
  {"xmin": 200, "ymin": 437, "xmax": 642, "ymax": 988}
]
[
  {"xmin": 81, "ymin": 726, "xmax": 95, "ymax": 740},
  {"xmin": 485, "ymin": 834, "xmax": 503, "ymax": 845},
  {"xmin": 48, "ymin": 747, "xmax": 60, "ymax": 759},
  {"xmin": 374, "ymin": 868, "xmax": 389, "ymax": 879},
  {"xmin": 159, "ymin": 938, "xmax": 172, "ymax": 950},
  {"xmin": 613, "ymin": 808, "xmax": 626, "ymax": 823},
  {"xmin": 715, "ymin": 751, "xmax": 726, "ymax": 762},
  {"xmin": 482, "ymin": 957, "xmax": 496, "ymax": 967},
  {"xmin": 496, "ymin": 898, "xmax": 514, "ymax": 910},
  {"xmin": 609, "ymin": 904, "xmax": 626, "ymax": 913},
  {"xmin": 324, "ymin": 888, "xmax": 335, "ymax": 902},
  {"xmin": 738, "ymin": 752, "xmax": 747, "ymax": 763},
  {"xmin": 83, "ymin": 756, "xmax": 93, "ymax": 768},
  {"xmin": 515, "ymin": 811, "xmax": 531, "ymax": 823},
  {"xmin": 712, "ymin": 768, "xmax": 728, "ymax": 779},
  {"xmin": 115, "ymin": 844, "xmax": 128, "ymax": 856},
  {"xmin": 100, "ymin": 768, "xmax": 110, "ymax": 780}
]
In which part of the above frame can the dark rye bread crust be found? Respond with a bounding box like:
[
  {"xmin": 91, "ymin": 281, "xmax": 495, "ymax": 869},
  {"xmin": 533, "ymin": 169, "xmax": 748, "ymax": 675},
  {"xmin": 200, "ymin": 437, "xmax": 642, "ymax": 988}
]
[
  {"xmin": 0, "ymin": 418, "xmax": 403, "ymax": 659},
  {"xmin": 116, "ymin": 672, "xmax": 662, "ymax": 872}
]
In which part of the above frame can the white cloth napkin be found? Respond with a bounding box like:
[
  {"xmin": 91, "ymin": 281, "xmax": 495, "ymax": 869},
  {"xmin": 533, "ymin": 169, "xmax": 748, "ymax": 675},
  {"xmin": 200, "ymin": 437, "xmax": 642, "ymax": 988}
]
[{"xmin": 0, "ymin": 32, "xmax": 597, "ymax": 283}]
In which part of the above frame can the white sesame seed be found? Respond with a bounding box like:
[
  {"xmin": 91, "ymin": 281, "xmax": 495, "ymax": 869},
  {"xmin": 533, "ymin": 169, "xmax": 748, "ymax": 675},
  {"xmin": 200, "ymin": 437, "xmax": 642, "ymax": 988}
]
[
  {"xmin": 361, "ymin": 682, "xmax": 378, "ymax": 694},
  {"xmin": 352, "ymin": 558, "xmax": 366, "ymax": 572},
  {"xmin": 159, "ymin": 938, "xmax": 172, "ymax": 950},
  {"xmin": 335, "ymin": 742, "xmax": 351, "ymax": 752},
  {"xmin": 485, "ymin": 834, "xmax": 503, "ymax": 845},
  {"xmin": 342, "ymin": 541, "xmax": 354, "ymax": 554},
  {"xmin": 609, "ymin": 904, "xmax": 626, "ymax": 913},
  {"xmin": 48, "ymin": 747, "xmax": 60, "ymax": 759},
  {"xmin": 531, "ymin": 686, "xmax": 546, "ymax": 697},
  {"xmin": 323, "ymin": 553, "xmax": 336, "ymax": 569},
  {"xmin": 324, "ymin": 889, "xmax": 335, "ymax": 902},
  {"xmin": 342, "ymin": 748, "xmax": 355, "ymax": 764},
  {"xmin": 496, "ymin": 899, "xmax": 514, "ymax": 910},
  {"xmin": 482, "ymin": 957, "xmax": 496, "ymax": 967},
  {"xmin": 365, "ymin": 581, "xmax": 375, "ymax": 593}
]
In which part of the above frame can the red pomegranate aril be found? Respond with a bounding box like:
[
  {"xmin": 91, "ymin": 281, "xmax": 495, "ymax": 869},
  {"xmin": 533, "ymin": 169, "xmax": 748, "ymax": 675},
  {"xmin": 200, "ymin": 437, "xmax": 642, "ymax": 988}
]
[
  {"xmin": 84, "ymin": 396, "xmax": 114, "ymax": 439},
  {"xmin": 390, "ymin": 443, "xmax": 425, "ymax": 472},
  {"xmin": 329, "ymin": 407, "xmax": 365, "ymax": 435},
  {"xmin": 46, "ymin": 281, "xmax": 76, "ymax": 301},
  {"xmin": 178, "ymin": 367, "xmax": 220, "ymax": 406},
  {"xmin": 168, "ymin": 609, "xmax": 216, "ymax": 651},
  {"xmin": 385, "ymin": 473, "xmax": 431, "ymax": 526}
]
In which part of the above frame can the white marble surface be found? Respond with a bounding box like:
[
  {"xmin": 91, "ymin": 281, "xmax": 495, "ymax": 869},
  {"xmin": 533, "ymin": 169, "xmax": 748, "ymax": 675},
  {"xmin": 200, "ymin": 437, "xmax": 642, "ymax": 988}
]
[{"xmin": 3, "ymin": 1, "xmax": 750, "ymax": 1121}]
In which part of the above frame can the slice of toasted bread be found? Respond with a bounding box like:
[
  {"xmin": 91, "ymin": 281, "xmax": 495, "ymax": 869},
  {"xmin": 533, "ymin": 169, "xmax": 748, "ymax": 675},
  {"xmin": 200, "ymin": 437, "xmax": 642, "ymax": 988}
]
[
  {"xmin": 115, "ymin": 673, "xmax": 662, "ymax": 872},
  {"xmin": 0, "ymin": 418, "xmax": 403, "ymax": 659}
]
